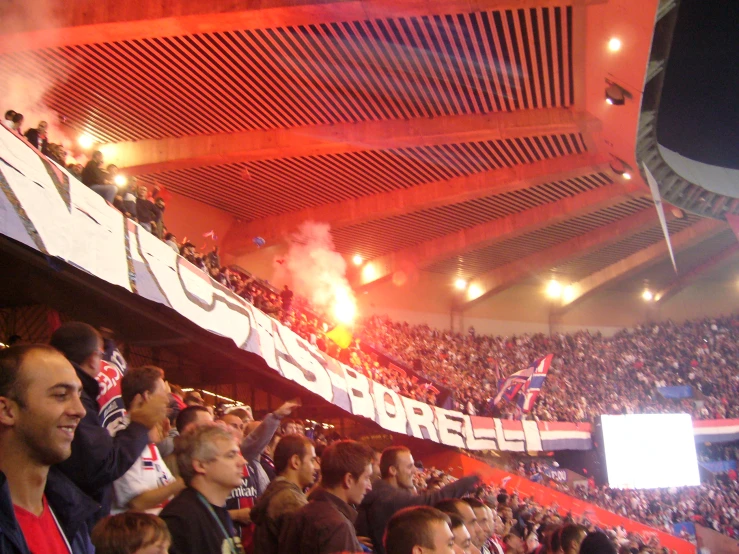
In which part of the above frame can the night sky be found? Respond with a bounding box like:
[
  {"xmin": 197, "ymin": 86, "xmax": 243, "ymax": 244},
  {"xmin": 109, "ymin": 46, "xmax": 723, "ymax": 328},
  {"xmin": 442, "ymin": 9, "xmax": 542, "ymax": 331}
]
[{"xmin": 657, "ymin": 0, "xmax": 739, "ymax": 169}]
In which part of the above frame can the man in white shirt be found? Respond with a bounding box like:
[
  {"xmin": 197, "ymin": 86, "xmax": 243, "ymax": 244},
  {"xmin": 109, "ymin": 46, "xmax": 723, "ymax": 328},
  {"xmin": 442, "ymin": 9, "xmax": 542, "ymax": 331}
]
[{"xmin": 112, "ymin": 366, "xmax": 185, "ymax": 514}]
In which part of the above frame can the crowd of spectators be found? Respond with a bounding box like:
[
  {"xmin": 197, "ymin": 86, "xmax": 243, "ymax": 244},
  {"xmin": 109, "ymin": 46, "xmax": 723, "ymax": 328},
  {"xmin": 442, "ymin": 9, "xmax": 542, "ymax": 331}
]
[{"xmin": 358, "ymin": 315, "xmax": 739, "ymax": 423}]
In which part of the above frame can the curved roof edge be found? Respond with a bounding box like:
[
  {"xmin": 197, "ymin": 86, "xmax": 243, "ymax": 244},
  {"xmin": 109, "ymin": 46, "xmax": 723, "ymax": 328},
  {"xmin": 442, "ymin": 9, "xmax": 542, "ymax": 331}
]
[{"xmin": 636, "ymin": 0, "xmax": 739, "ymax": 220}]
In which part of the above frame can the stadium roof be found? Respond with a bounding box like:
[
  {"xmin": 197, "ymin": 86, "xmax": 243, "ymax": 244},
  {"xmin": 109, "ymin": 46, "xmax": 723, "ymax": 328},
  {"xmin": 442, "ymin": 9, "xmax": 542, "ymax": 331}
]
[{"xmin": 0, "ymin": 0, "xmax": 735, "ymax": 313}]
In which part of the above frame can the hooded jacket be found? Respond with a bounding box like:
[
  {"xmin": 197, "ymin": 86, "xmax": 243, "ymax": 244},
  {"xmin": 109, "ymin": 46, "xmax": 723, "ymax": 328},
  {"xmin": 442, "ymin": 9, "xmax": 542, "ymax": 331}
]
[
  {"xmin": 0, "ymin": 467, "xmax": 98, "ymax": 554},
  {"xmin": 55, "ymin": 361, "xmax": 149, "ymax": 523}
]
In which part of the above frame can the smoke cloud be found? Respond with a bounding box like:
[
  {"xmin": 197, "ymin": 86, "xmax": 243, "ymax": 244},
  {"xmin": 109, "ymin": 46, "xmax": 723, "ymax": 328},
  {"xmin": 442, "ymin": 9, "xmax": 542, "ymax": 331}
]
[
  {"xmin": 0, "ymin": 1, "xmax": 71, "ymax": 149},
  {"xmin": 274, "ymin": 221, "xmax": 357, "ymax": 324}
]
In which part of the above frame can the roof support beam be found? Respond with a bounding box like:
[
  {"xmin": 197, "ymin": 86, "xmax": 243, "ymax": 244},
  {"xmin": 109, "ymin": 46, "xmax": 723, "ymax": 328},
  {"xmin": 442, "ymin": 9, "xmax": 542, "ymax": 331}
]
[
  {"xmin": 554, "ymin": 219, "xmax": 726, "ymax": 314},
  {"xmin": 111, "ymin": 109, "xmax": 599, "ymax": 176},
  {"xmin": 355, "ymin": 180, "xmax": 644, "ymax": 287},
  {"xmin": 463, "ymin": 206, "xmax": 661, "ymax": 307},
  {"xmin": 655, "ymin": 242, "xmax": 739, "ymax": 304},
  {"xmin": 0, "ymin": 0, "xmax": 607, "ymax": 54},
  {"xmin": 222, "ymin": 153, "xmax": 609, "ymax": 255}
]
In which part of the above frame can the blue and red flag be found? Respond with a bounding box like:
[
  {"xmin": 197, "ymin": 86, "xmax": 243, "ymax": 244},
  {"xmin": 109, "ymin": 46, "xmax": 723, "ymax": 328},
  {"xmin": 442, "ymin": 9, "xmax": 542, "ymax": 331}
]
[{"xmin": 517, "ymin": 354, "xmax": 554, "ymax": 413}]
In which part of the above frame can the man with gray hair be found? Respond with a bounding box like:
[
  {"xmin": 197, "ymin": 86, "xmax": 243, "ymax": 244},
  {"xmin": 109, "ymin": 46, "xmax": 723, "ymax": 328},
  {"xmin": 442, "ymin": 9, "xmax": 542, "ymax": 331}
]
[{"xmin": 159, "ymin": 424, "xmax": 247, "ymax": 554}]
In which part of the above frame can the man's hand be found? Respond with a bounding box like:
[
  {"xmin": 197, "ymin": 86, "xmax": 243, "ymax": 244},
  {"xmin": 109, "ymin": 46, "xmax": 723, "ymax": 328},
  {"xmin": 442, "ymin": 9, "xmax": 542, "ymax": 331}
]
[
  {"xmin": 273, "ymin": 398, "xmax": 301, "ymax": 419},
  {"xmin": 228, "ymin": 507, "xmax": 251, "ymax": 524},
  {"xmin": 129, "ymin": 392, "xmax": 169, "ymax": 429},
  {"xmin": 357, "ymin": 536, "xmax": 374, "ymax": 550}
]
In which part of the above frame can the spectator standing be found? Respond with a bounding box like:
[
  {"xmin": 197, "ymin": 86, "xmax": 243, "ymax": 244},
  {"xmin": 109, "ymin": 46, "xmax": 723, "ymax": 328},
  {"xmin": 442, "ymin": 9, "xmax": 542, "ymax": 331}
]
[
  {"xmin": 279, "ymin": 440, "xmax": 374, "ymax": 554},
  {"xmin": 0, "ymin": 344, "xmax": 97, "ymax": 554},
  {"xmin": 50, "ymin": 322, "xmax": 167, "ymax": 522},
  {"xmin": 159, "ymin": 425, "xmax": 246, "ymax": 554},
  {"xmin": 136, "ymin": 185, "xmax": 158, "ymax": 234},
  {"xmin": 357, "ymin": 446, "xmax": 481, "ymax": 554},
  {"xmin": 251, "ymin": 434, "xmax": 318, "ymax": 554},
  {"xmin": 111, "ymin": 366, "xmax": 186, "ymax": 515},
  {"xmin": 23, "ymin": 121, "xmax": 47, "ymax": 151},
  {"xmin": 281, "ymin": 285, "xmax": 294, "ymax": 313},
  {"xmin": 81, "ymin": 151, "xmax": 116, "ymax": 203},
  {"xmin": 3, "ymin": 110, "xmax": 15, "ymax": 129},
  {"xmin": 10, "ymin": 113, "xmax": 23, "ymax": 135}
]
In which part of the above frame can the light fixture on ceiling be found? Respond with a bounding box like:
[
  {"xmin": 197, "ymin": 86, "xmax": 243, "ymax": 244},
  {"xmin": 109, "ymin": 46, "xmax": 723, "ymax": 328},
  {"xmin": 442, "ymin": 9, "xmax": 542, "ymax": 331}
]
[
  {"xmin": 605, "ymin": 80, "xmax": 632, "ymax": 105},
  {"xmin": 642, "ymin": 289, "xmax": 654, "ymax": 302},
  {"xmin": 352, "ymin": 254, "xmax": 363, "ymax": 266},
  {"xmin": 609, "ymin": 155, "xmax": 633, "ymax": 180},
  {"xmin": 608, "ymin": 37, "xmax": 622, "ymax": 52},
  {"xmin": 454, "ymin": 278, "xmax": 467, "ymax": 290}
]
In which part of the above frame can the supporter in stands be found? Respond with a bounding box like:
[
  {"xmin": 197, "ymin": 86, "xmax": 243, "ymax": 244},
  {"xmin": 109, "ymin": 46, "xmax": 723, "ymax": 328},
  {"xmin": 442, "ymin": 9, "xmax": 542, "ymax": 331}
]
[
  {"xmin": 112, "ymin": 366, "xmax": 185, "ymax": 515},
  {"xmin": 579, "ymin": 531, "xmax": 617, "ymax": 554},
  {"xmin": 436, "ymin": 499, "xmax": 484, "ymax": 554},
  {"xmin": 251, "ymin": 434, "xmax": 318, "ymax": 554},
  {"xmin": 280, "ymin": 440, "xmax": 374, "ymax": 554},
  {"xmin": 358, "ymin": 445, "xmax": 482, "ymax": 554},
  {"xmin": 175, "ymin": 405, "xmax": 213, "ymax": 435},
  {"xmin": 10, "ymin": 113, "xmax": 23, "ymax": 135},
  {"xmin": 447, "ymin": 513, "xmax": 473, "ymax": 554},
  {"xmin": 136, "ymin": 185, "xmax": 159, "ymax": 234},
  {"xmin": 23, "ymin": 120, "xmax": 47, "ymax": 151},
  {"xmin": 384, "ymin": 506, "xmax": 456, "ymax": 554},
  {"xmin": 50, "ymin": 322, "xmax": 167, "ymax": 521},
  {"xmin": 0, "ymin": 344, "xmax": 96, "ymax": 554},
  {"xmin": 464, "ymin": 498, "xmax": 495, "ymax": 554},
  {"xmin": 503, "ymin": 533, "xmax": 525, "ymax": 554},
  {"xmin": 81, "ymin": 150, "xmax": 117, "ymax": 202},
  {"xmin": 558, "ymin": 524, "xmax": 587, "ymax": 554},
  {"xmin": 281, "ymin": 285, "xmax": 294, "ymax": 313},
  {"xmin": 91, "ymin": 512, "xmax": 171, "ymax": 554},
  {"xmin": 222, "ymin": 398, "xmax": 300, "ymax": 549},
  {"xmin": 3, "ymin": 110, "xmax": 15, "ymax": 129},
  {"xmin": 164, "ymin": 232, "xmax": 179, "ymax": 252},
  {"xmin": 159, "ymin": 424, "xmax": 245, "ymax": 554},
  {"xmin": 183, "ymin": 390, "xmax": 205, "ymax": 407}
]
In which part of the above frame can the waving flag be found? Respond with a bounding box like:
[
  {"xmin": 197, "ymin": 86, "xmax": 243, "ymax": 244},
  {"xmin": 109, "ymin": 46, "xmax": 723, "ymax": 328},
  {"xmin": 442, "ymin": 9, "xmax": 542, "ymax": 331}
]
[
  {"xmin": 493, "ymin": 368, "xmax": 534, "ymax": 405},
  {"xmin": 517, "ymin": 354, "xmax": 554, "ymax": 413}
]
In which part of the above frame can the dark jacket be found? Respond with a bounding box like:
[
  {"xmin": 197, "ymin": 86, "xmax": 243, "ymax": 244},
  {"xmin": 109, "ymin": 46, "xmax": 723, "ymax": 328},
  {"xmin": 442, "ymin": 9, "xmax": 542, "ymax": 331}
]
[
  {"xmin": 279, "ymin": 488, "xmax": 364, "ymax": 554},
  {"xmin": 251, "ymin": 477, "xmax": 307, "ymax": 554},
  {"xmin": 356, "ymin": 475, "xmax": 481, "ymax": 554},
  {"xmin": 81, "ymin": 160, "xmax": 106, "ymax": 187},
  {"xmin": 23, "ymin": 128, "xmax": 47, "ymax": 152},
  {"xmin": 160, "ymin": 487, "xmax": 240, "ymax": 554},
  {"xmin": 0, "ymin": 467, "xmax": 98, "ymax": 554},
  {"xmin": 56, "ymin": 361, "xmax": 149, "ymax": 522}
]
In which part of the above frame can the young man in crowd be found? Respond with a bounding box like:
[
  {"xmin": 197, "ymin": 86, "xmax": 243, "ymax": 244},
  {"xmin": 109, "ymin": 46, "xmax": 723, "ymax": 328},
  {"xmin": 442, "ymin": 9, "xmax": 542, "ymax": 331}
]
[
  {"xmin": 463, "ymin": 498, "xmax": 494, "ymax": 553},
  {"xmin": 384, "ymin": 506, "xmax": 456, "ymax": 554},
  {"xmin": 159, "ymin": 424, "xmax": 246, "ymax": 554},
  {"xmin": 50, "ymin": 322, "xmax": 167, "ymax": 522},
  {"xmin": 112, "ymin": 366, "xmax": 185, "ymax": 514},
  {"xmin": 91, "ymin": 512, "xmax": 171, "ymax": 554},
  {"xmin": 0, "ymin": 344, "xmax": 98, "ymax": 553},
  {"xmin": 357, "ymin": 445, "xmax": 481, "ymax": 554},
  {"xmin": 447, "ymin": 513, "xmax": 473, "ymax": 554},
  {"xmin": 221, "ymin": 399, "xmax": 300, "ymax": 551},
  {"xmin": 279, "ymin": 439, "xmax": 374, "ymax": 554},
  {"xmin": 250, "ymin": 434, "xmax": 318, "ymax": 554},
  {"xmin": 437, "ymin": 500, "xmax": 485, "ymax": 554}
]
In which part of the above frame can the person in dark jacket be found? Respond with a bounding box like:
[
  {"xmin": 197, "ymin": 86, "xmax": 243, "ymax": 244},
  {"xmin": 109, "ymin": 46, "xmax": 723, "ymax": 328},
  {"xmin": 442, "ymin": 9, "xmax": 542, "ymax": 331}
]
[
  {"xmin": 251, "ymin": 434, "xmax": 317, "ymax": 554},
  {"xmin": 279, "ymin": 440, "xmax": 374, "ymax": 554},
  {"xmin": 356, "ymin": 446, "xmax": 482, "ymax": 554},
  {"xmin": 50, "ymin": 322, "xmax": 167, "ymax": 522},
  {"xmin": 159, "ymin": 425, "xmax": 247, "ymax": 554},
  {"xmin": 81, "ymin": 150, "xmax": 116, "ymax": 202},
  {"xmin": 23, "ymin": 121, "xmax": 47, "ymax": 151},
  {"xmin": 0, "ymin": 344, "xmax": 98, "ymax": 554}
]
